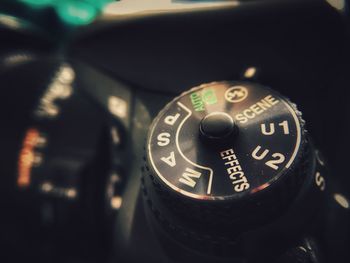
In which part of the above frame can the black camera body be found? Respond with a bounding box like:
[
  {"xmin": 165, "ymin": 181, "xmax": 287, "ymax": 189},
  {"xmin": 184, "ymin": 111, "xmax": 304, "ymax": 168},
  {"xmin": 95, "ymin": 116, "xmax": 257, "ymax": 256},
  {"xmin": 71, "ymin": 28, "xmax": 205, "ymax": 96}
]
[{"xmin": 0, "ymin": 1, "xmax": 349, "ymax": 263}]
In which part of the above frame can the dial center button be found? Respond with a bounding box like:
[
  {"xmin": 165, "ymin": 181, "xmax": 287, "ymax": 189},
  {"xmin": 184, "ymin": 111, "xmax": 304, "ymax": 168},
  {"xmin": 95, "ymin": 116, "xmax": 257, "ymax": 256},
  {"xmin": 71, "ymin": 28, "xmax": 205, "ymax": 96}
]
[{"xmin": 199, "ymin": 112, "xmax": 237, "ymax": 144}]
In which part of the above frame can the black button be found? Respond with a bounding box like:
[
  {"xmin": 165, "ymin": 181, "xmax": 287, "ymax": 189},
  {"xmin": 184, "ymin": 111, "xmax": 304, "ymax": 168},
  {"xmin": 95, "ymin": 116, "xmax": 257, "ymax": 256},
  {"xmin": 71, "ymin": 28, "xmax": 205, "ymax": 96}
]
[{"xmin": 199, "ymin": 112, "xmax": 237, "ymax": 144}]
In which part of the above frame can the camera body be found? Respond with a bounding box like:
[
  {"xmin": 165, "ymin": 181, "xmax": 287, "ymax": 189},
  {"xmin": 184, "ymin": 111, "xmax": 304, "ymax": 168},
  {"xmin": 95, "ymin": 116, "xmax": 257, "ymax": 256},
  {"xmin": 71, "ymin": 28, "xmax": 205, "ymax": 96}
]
[{"xmin": 0, "ymin": 1, "xmax": 349, "ymax": 263}]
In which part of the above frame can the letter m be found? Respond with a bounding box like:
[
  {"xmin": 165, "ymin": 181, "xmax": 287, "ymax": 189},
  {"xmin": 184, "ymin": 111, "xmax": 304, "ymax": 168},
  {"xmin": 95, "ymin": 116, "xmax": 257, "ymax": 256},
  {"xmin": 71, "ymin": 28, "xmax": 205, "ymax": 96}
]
[{"xmin": 179, "ymin": 168, "xmax": 202, "ymax": 188}]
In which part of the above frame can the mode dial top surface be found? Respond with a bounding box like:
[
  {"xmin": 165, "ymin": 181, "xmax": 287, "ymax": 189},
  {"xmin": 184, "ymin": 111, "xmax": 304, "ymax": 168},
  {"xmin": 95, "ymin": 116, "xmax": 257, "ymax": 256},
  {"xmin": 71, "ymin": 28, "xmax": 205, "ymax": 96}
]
[{"xmin": 147, "ymin": 81, "xmax": 304, "ymax": 201}]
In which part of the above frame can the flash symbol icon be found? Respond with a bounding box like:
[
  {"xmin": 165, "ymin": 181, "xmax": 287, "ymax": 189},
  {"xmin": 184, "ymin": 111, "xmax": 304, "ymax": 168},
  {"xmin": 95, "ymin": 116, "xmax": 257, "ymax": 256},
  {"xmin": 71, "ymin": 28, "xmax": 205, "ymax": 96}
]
[{"xmin": 225, "ymin": 86, "xmax": 248, "ymax": 103}]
